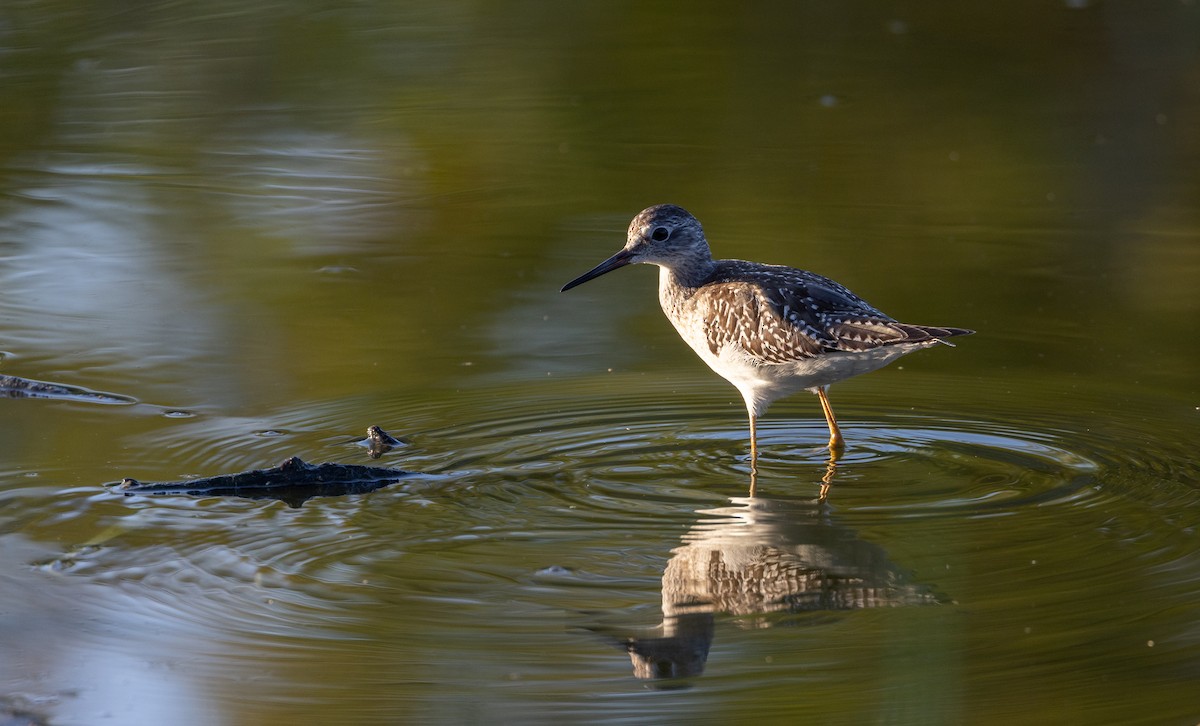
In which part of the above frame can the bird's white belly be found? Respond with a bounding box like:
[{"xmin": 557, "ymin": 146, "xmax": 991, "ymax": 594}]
[{"xmin": 679, "ymin": 327, "xmax": 932, "ymax": 416}]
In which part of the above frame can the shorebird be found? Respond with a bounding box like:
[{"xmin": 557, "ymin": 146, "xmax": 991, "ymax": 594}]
[{"xmin": 561, "ymin": 204, "xmax": 972, "ymax": 472}]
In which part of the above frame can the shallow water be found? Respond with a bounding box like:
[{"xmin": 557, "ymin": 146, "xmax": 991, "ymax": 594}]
[{"xmin": 3, "ymin": 2, "xmax": 1199, "ymax": 724}]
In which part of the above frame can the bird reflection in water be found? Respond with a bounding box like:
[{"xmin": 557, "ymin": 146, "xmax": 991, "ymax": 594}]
[{"xmin": 609, "ymin": 487, "xmax": 941, "ymax": 682}]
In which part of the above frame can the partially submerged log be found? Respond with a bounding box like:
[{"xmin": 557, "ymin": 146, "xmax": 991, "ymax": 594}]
[
  {"xmin": 1, "ymin": 374, "xmax": 135, "ymax": 404},
  {"xmin": 113, "ymin": 456, "xmax": 411, "ymax": 507}
]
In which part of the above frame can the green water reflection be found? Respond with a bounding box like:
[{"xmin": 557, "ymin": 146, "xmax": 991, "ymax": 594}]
[{"xmin": 2, "ymin": 2, "xmax": 1198, "ymax": 724}]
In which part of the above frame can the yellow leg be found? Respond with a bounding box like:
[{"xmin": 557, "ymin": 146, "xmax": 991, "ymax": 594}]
[
  {"xmin": 748, "ymin": 413, "xmax": 759, "ymax": 497},
  {"xmin": 749, "ymin": 414, "xmax": 758, "ymax": 464},
  {"xmin": 816, "ymin": 387, "xmax": 845, "ymax": 452}
]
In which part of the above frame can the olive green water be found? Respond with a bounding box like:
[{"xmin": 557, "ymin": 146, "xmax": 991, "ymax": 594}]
[{"xmin": 2, "ymin": 3, "xmax": 1199, "ymax": 724}]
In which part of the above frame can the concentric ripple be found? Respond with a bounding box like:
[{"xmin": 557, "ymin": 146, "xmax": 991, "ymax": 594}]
[{"xmin": 6, "ymin": 371, "xmax": 1198, "ymax": 723}]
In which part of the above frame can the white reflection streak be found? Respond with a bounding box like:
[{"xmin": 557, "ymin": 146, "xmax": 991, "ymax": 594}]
[
  {"xmin": 0, "ymin": 176, "xmax": 217, "ymax": 362},
  {"xmin": 201, "ymin": 129, "xmax": 425, "ymax": 255},
  {"xmin": 0, "ymin": 536, "xmax": 220, "ymax": 726}
]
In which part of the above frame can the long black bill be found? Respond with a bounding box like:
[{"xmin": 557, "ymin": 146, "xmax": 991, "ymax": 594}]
[{"xmin": 560, "ymin": 248, "xmax": 635, "ymax": 292}]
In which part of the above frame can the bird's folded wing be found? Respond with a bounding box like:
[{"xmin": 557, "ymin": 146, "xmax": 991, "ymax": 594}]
[{"xmin": 698, "ymin": 266, "xmax": 941, "ymax": 362}]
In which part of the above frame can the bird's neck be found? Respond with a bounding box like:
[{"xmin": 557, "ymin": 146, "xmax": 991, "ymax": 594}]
[
  {"xmin": 657, "ymin": 258, "xmax": 714, "ymax": 318},
  {"xmin": 657, "ymin": 255, "xmax": 715, "ymax": 292}
]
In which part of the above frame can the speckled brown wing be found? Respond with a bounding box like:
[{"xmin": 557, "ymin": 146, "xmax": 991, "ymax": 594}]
[
  {"xmin": 700, "ymin": 261, "xmax": 970, "ymax": 363},
  {"xmin": 694, "ymin": 280, "xmax": 828, "ymax": 363}
]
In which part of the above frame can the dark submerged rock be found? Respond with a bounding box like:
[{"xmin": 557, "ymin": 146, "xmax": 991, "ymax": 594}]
[{"xmin": 364, "ymin": 424, "xmax": 406, "ymax": 458}]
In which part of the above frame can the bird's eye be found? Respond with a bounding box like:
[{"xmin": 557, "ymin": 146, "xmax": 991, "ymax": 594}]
[{"xmin": 651, "ymin": 226, "xmax": 670, "ymax": 242}]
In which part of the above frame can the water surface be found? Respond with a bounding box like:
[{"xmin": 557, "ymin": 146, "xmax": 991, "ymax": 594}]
[{"xmin": 2, "ymin": 2, "xmax": 1198, "ymax": 724}]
